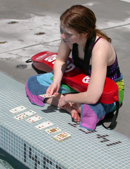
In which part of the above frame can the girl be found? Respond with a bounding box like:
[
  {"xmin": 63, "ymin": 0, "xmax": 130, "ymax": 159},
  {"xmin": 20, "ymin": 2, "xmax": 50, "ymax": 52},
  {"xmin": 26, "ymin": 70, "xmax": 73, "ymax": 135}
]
[{"xmin": 26, "ymin": 5, "xmax": 124, "ymax": 130}]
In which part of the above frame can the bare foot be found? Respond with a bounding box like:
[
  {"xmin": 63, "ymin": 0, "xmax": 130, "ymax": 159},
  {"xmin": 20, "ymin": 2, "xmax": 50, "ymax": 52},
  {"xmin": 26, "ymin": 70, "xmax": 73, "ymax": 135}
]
[
  {"xmin": 63, "ymin": 103, "xmax": 81, "ymax": 122},
  {"xmin": 45, "ymin": 94, "xmax": 81, "ymax": 122},
  {"xmin": 71, "ymin": 103, "xmax": 81, "ymax": 114},
  {"xmin": 71, "ymin": 109, "xmax": 81, "ymax": 122}
]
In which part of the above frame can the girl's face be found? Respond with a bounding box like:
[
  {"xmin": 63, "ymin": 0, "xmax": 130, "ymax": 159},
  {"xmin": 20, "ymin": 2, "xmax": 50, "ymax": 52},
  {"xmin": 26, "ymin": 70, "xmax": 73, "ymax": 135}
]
[{"xmin": 60, "ymin": 25, "xmax": 87, "ymax": 45}]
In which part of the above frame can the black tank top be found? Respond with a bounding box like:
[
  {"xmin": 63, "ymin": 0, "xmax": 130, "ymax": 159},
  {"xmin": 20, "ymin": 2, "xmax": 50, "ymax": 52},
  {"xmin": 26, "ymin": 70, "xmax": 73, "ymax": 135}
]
[{"xmin": 72, "ymin": 35, "xmax": 121, "ymax": 80}]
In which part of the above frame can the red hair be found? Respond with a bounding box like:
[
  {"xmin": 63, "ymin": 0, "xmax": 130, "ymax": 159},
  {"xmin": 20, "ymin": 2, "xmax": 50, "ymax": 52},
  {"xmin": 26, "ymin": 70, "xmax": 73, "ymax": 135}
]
[{"xmin": 60, "ymin": 5, "xmax": 111, "ymax": 42}]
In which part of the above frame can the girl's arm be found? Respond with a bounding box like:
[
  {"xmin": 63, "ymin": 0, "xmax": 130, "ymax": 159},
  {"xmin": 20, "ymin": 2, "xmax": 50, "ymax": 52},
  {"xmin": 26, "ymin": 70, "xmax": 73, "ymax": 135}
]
[
  {"xmin": 59, "ymin": 39, "xmax": 114, "ymax": 106},
  {"xmin": 53, "ymin": 40, "xmax": 71, "ymax": 84},
  {"xmin": 46, "ymin": 40, "xmax": 71, "ymax": 95}
]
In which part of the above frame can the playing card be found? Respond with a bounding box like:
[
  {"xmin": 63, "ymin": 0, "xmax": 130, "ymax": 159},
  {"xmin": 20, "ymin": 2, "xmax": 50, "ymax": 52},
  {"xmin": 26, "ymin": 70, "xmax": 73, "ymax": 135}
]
[
  {"xmin": 39, "ymin": 94, "xmax": 55, "ymax": 98},
  {"xmin": 26, "ymin": 115, "xmax": 42, "ymax": 123},
  {"xmin": 45, "ymin": 127, "xmax": 61, "ymax": 134},
  {"xmin": 9, "ymin": 106, "xmax": 26, "ymax": 114},
  {"xmin": 53, "ymin": 132, "xmax": 71, "ymax": 142},
  {"xmin": 35, "ymin": 121, "xmax": 53, "ymax": 129},
  {"xmin": 14, "ymin": 110, "xmax": 36, "ymax": 120}
]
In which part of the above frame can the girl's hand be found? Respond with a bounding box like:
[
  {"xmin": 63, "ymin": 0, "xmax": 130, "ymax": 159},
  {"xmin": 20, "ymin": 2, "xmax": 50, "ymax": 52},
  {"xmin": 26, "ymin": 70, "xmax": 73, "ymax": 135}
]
[{"xmin": 46, "ymin": 82, "xmax": 60, "ymax": 96}]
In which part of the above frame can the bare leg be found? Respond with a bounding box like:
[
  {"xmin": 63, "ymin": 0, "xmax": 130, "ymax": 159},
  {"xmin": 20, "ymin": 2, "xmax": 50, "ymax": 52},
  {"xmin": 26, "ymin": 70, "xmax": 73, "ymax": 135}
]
[{"xmin": 45, "ymin": 94, "xmax": 81, "ymax": 122}]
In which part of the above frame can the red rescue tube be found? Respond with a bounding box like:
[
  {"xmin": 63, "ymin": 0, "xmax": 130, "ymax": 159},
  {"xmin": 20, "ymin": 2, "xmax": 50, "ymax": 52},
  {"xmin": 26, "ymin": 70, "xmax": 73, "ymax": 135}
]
[{"xmin": 31, "ymin": 51, "xmax": 119, "ymax": 104}]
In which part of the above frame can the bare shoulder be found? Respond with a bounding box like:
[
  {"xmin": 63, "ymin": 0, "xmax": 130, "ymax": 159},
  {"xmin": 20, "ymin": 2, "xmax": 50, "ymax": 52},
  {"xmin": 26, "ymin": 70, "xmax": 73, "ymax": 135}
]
[
  {"xmin": 92, "ymin": 37, "xmax": 116, "ymax": 65},
  {"xmin": 94, "ymin": 37, "xmax": 112, "ymax": 52}
]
